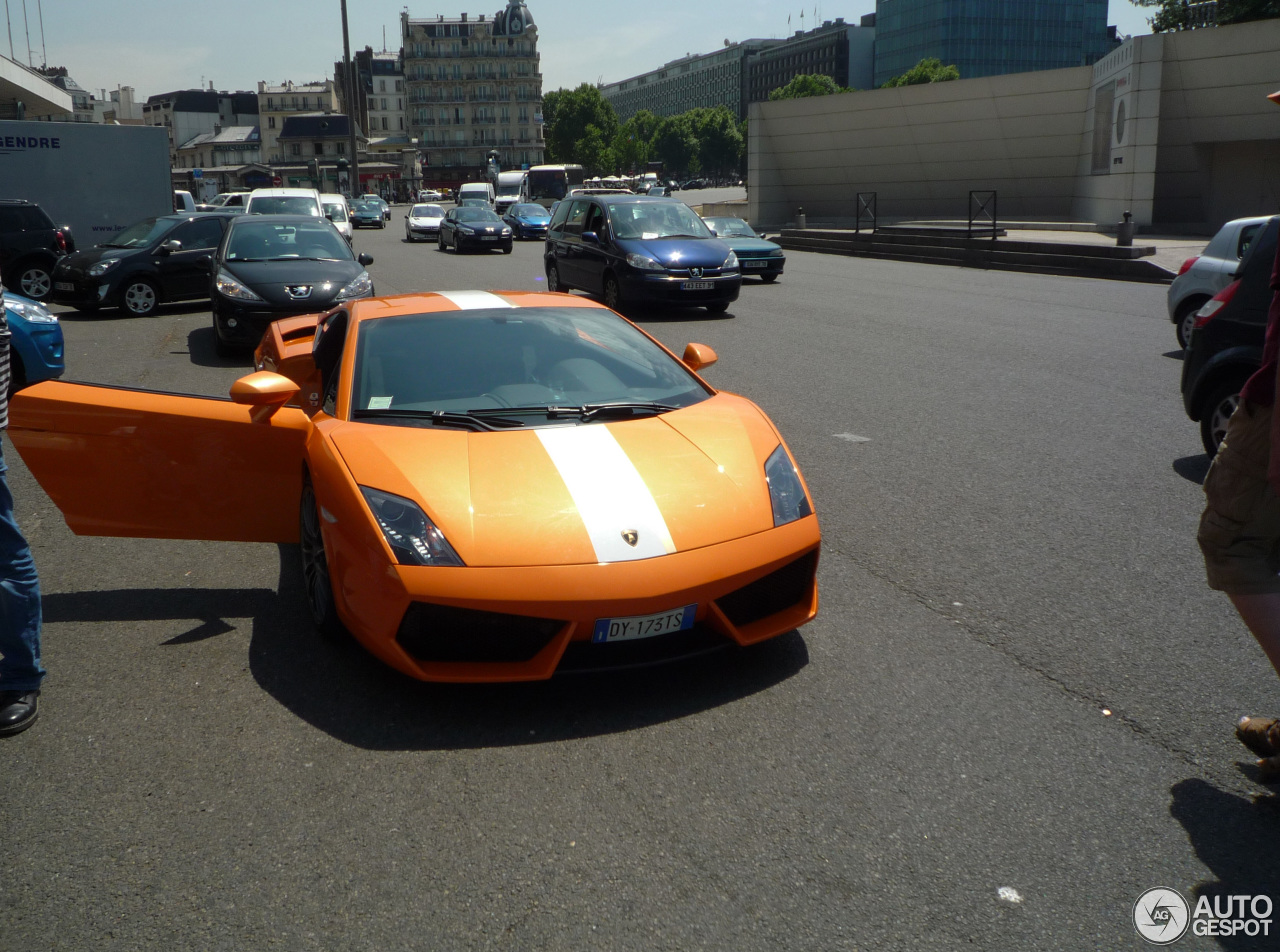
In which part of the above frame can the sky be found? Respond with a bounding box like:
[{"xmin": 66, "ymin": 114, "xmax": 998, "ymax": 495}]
[{"xmin": 6, "ymin": 0, "xmax": 1157, "ymax": 102}]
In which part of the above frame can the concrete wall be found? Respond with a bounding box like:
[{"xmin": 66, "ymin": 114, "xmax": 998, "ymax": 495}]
[{"xmin": 749, "ymin": 18, "xmax": 1280, "ymax": 232}]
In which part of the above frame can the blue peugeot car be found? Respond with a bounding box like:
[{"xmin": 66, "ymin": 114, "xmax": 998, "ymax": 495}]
[
  {"xmin": 503, "ymin": 202, "xmax": 552, "ymax": 240},
  {"xmin": 544, "ymin": 195, "xmax": 740, "ymax": 313},
  {"xmin": 1, "ymin": 289, "xmax": 65, "ymax": 392}
]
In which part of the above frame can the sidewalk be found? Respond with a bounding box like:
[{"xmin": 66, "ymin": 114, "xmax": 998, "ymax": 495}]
[{"xmin": 1007, "ymin": 229, "xmax": 1206, "ymax": 276}]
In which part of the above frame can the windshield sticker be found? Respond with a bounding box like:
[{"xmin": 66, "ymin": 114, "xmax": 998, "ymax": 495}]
[{"xmin": 367, "ymin": 396, "xmax": 393, "ymax": 410}]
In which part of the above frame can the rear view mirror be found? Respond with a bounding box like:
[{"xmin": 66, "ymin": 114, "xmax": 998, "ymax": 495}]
[
  {"xmin": 581, "ymin": 231, "xmax": 600, "ymax": 245},
  {"xmin": 157, "ymin": 239, "xmax": 182, "ymax": 256},
  {"xmin": 682, "ymin": 343, "xmax": 718, "ymax": 372},
  {"xmin": 358, "ymin": 253, "xmax": 374, "ymax": 266},
  {"xmin": 230, "ymin": 371, "xmax": 300, "ymax": 410}
]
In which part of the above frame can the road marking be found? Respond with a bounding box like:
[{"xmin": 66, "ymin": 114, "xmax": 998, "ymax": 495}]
[
  {"xmin": 834, "ymin": 433, "xmax": 871, "ymax": 443},
  {"xmin": 437, "ymin": 289, "xmax": 515, "ymax": 310}
]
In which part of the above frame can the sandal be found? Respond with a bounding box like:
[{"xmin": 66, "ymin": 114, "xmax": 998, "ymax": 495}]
[{"xmin": 1236, "ymin": 716, "xmax": 1280, "ymax": 757}]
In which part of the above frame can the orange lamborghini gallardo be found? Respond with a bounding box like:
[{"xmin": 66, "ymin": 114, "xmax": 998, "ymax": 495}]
[{"xmin": 10, "ymin": 291, "xmax": 820, "ymax": 682}]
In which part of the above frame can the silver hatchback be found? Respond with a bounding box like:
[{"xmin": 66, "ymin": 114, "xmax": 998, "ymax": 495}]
[{"xmin": 1168, "ymin": 215, "xmax": 1271, "ymax": 348}]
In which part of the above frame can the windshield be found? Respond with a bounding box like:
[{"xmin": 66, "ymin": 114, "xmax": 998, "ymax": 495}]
[
  {"xmin": 705, "ymin": 217, "xmax": 756, "ymax": 238},
  {"xmin": 511, "ymin": 204, "xmax": 549, "ymax": 219},
  {"xmin": 411, "ymin": 205, "xmax": 444, "ymax": 218},
  {"xmin": 101, "ymin": 218, "xmax": 171, "ymax": 248},
  {"xmin": 351, "ymin": 307, "xmax": 710, "ymax": 421},
  {"xmin": 527, "ymin": 167, "xmax": 584, "ymax": 202},
  {"xmin": 323, "ymin": 203, "xmax": 349, "ymax": 222},
  {"xmin": 496, "ymin": 183, "xmax": 522, "ymax": 198},
  {"xmin": 225, "ymin": 220, "xmax": 353, "ymax": 262},
  {"xmin": 248, "ymin": 196, "xmax": 321, "ymax": 216},
  {"xmin": 611, "ymin": 202, "xmax": 713, "ymax": 241},
  {"xmin": 454, "ymin": 207, "xmax": 501, "ymax": 223}
]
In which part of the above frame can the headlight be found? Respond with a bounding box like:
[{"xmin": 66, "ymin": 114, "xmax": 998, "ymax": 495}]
[
  {"xmin": 457, "ymin": 225, "xmax": 474, "ymax": 235},
  {"xmin": 501, "ymin": 228, "xmax": 512, "ymax": 235},
  {"xmin": 769, "ymin": 249, "xmax": 785, "ymax": 258},
  {"xmin": 723, "ymin": 251, "xmax": 740, "ymax": 271},
  {"xmin": 2, "ymin": 296, "xmax": 57, "ymax": 323},
  {"xmin": 335, "ymin": 270, "xmax": 373, "ymax": 301},
  {"xmin": 215, "ymin": 270, "xmax": 264, "ymax": 303},
  {"xmin": 87, "ymin": 258, "xmax": 121, "ymax": 277},
  {"xmin": 626, "ymin": 252, "xmax": 664, "ymax": 272},
  {"xmin": 360, "ymin": 487, "xmax": 464, "ymax": 566},
  {"xmin": 765, "ymin": 444, "xmax": 813, "ymax": 527}
]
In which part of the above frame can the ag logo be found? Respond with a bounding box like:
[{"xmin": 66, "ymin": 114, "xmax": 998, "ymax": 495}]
[
  {"xmin": 1134, "ymin": 888, "xmax": 1190, "ymax": 945},
  {"xmin": 621, "ymin": 530, "xmax": 639, "ymax": 547}
]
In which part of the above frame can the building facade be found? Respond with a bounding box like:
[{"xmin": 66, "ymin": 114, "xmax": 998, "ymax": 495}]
[
  {"xmin": 143, "ymin": 89, "xmax": 258, "ymax": 162},
  {"xmin": 746, "ymin": 18, "xmax": 876, "ymax": 101},
  {"xmin": 401, "ymin": 1, "xmax": 544, "ymax": 187},
  {"xmin": 256, "ymin": 80, "xmax": 339, "ymax": 162},
  {"xmin": 601, "ymin": 40, "xmax": 783, "ymax": 122},
  {"xmin": 336, "ymin": 48, "xmax": 407, "ymax": 141},
  {"xmin": 872, "ymin": 0, "xmax": 1114, "ymax": 87},
  {"xmin": 175, "ymin": 126, "xmax": 262, "ymax": 170}
]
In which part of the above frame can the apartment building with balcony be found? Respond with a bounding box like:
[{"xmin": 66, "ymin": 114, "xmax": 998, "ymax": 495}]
[
  {"xmin": 401, "ymin": 1, "xmax": 544, "ymax": 187},
  {"xmin": 335, "ymin": 47, "xmax": 407, "ymax": 140},
  {"xmin": 257, "ymin": 79, "xmax": 339, "ymax": 162}
]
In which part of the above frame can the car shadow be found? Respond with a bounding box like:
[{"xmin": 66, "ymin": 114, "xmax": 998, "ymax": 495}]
[
  {"xmin": 1168, "ymin": 778, "xmax": 1280, "ymax": 949},
  {"xmin": 41, "ymin": 544, "xmax": 809, "ymax": 751},
  {"xmin": 52, "ymin": 300, "xmax": 212, "ymax": 324},
  {"xmin": 1174, "ymin": 455, "xmax": 1212, "ymax": 485},
  {"xmin": 186, "ymin": 326, "xmax": 254, "ymax": 369}
]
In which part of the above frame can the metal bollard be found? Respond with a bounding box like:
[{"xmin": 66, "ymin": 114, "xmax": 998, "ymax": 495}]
[
  {"xmin": 1116, "ymin": 210, "xmax": 1134, "ymax": 247},
  {"xmin": 796, "ymin": 207, "xmax": 807, "ymax": 230}
]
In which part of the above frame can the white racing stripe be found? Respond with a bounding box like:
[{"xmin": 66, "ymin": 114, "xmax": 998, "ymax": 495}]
[
  {"xmin": 436, "ymin": 290, "xmax": 515, "ymax": 310},
  {"xmin": 537, "ymin": 426, "xmax": 676, "ymax": 563}
]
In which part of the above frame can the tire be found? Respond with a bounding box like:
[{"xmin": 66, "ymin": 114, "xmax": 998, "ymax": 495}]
[
  {"xmin": 213, "ymin": 329, "xmax": 236, "ymax": 359},
  {"xmin": 300, "ymin": 475, "xmax": 347, "ymax": 641},
  {"xmin": 547, "ymin": 264, "xmax": 562, "ymax": 293},
  {"xmin": 437, "ymin": 233, "xmax": 446, "ymax": 251},
  {"xmin": 761, "ymin": 273, "xmax": 779, "ymax": 283},
  {"xmin": 603, "ymin": 273, "xmax": 622, "ymax": 311},
  {"xmin": 1175, "ymin": 295, "xmax": 1209, "ymax": 350},
  {"xmin": 14, "ymin": 262, "xmax": 53, "ymax": 301},
  {"xmin": 1200, "ymin": 382, "xmax": 1242, "ymax": 457},
  {"xmin": 121, "ymin": 278, "xmax": 159, "ymax": 317},
  {"xmin": 502, "ymin": 242, "xmax": 512, "ymax": 254},
  {"xmin": 705, "ymin": 301, "xmax": 730, "ymax": 314}
]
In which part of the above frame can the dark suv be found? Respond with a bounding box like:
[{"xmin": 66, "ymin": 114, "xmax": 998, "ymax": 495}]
[
  {"xmin": 0, "ymin": 199, "xmax": 73, "ymax": 301},
  {"xmin": 1181, "ymin": 215, "xmax": 1279, "ymax": 455}
]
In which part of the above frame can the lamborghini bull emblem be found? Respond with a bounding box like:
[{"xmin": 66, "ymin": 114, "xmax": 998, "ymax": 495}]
[{"xmin": 621, "ymin": 529, "xmax": 639, "ymax": 547}]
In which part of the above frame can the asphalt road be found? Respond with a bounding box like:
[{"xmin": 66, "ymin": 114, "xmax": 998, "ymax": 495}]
[{"xmin": 2, "ymin": 209, "xmax": 1276, "ymax": 951}]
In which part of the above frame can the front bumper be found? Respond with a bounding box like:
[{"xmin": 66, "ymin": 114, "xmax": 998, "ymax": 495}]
[
  {"xmin": 48, "ymin": 267, "xmax": 118, "ymax": 309},
  {"xmin": 621, "ymin": 270, "xmax": 742, "ymax": 306},
  {"xmin": 737, "ymin": 255, "xmax": 785, "ymax": 277},
  {"xmin": 339, "ymin": 515, "xmax": 820, "ymax": 683},
  {"xmin": 457, "ymin": 232, "xmax": 512, "ymax": 249},
  {"xmin": 213, "ymin": 294, "xmax": 359, "ymax": 346},
  {"xmin": 407, "ymin": 224, "xmax": 440, "ymax": 238}
]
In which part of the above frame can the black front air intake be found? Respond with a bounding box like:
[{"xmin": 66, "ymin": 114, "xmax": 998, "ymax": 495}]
[
  {"xmin": 396, "ymin": 602, "xmax": 565, "ymax": 664},
  {"xmin": 715, "ymin": 551, "xmax": 818, "ymax": 629}
]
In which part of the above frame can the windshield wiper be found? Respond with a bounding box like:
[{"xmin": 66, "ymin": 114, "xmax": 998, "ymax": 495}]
[
  {"xmin": 352, "ymin": 408, "xmax": 525, "ymax": 431},
  {"xmin": 543, "ymin": 402, "xmax": 677, "ymax": 422}
]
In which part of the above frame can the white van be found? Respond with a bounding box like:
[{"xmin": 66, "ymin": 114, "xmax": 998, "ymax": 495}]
[
  {"xmin": 493, "ymin": 171, "xmax": 526, "ymax": 215},
  {"xmin": 244, "ymin": 187, "xmax": 324, "ymax": 217},
  {"xmin": 457, "ymin": 181, "xmax": 495, "ymax": 206}
]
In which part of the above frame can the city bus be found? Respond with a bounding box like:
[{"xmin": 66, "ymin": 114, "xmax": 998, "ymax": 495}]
[{"xmin": 521, "ymin": 164, "xmax": 586, "ymax": 208}]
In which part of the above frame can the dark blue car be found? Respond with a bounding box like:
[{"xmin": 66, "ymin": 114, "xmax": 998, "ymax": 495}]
[
  {"xmin": 503, "ymin": 203, "xmax": 552, "ymax": 240},
  {"xmin": 2, "ymin": 290, "xmax": 65, "ymax": 392},
  {"xmin": 544, "ymin": 195, "xmax": 740, "ymax": 313}
]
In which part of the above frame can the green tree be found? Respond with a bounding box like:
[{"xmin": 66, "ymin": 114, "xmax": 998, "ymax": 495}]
[
  {"xmin": 880, "ymin": 57, "xmax": 961, "ymax": 88},
  {"xmin": 1133, "ymin": 0, "xmax": 1279, "ymax": 29},
  {"xmin": 542, "ymin": 83, "xmax": 619, "ymax": 165},
  {"xmin": 576, "ymin": 124, "xmax": 614, "ymax": 176},
  {"xmin": 610, "ymin": 110, "xmax": 660, "ymax": 173},
  {"xmin": 768, "ymin": 73, "xmax": 849, "ymax": 100},
  {"xmin": 651, "ymin": 114, "xmax": 699, "ymax": 177},
  {"xmin": 689, "ymin": 106, "xmax": 743, "ymax": 179}
]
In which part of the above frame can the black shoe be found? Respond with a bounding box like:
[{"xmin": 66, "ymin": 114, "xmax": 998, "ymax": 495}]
[{"xmin": 0, "ymin": 690, "xmax": 39, "ymax": 737}]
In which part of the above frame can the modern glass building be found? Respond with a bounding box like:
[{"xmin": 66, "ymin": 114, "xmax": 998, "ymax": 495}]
[{"xmin": 872, "ymin": 0, "xmax": 1114, "ymax": 87}]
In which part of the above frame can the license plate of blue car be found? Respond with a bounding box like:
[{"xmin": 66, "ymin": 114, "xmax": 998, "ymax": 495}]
[{"xmin": 682, "ymin": 281, "xmax": 713, "ymax": 290}]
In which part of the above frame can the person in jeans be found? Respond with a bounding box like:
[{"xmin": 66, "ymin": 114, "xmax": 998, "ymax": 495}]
[
  {"xmin": 1197, "ymin": 87, "xmax": 1280, "ymax": 778},
  {"xmin": 0, "ymin": 298, "xmax": 44, "ymax": 737}
]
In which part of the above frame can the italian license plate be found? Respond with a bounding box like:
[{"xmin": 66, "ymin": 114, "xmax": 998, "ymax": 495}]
[
  {"xmin": 743, "ymin": 260, "xmax": 768, "ymax": 269},
  {"xmin": 682, "ymin": 281, "xmax": 713, "ymax": 290},
  {"xmin": 54, "ymin": 281, "xmax": 75, "ymax": 291},
  {"xmin": 592, "ymin": 603, "xmax": 696, "ymax": 643}
]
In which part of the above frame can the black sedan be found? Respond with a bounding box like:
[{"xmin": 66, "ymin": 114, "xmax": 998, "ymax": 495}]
[
  {"xmin": 350, "ymin": 200, "xmax": 386, "ymax": 229},
  {"xmin": 437, "ymin": 207, "xmax": 512, "ymax": 254},
  {"xmin": 209, "ymin": 215, "xmax": 373, "ymax": 357},
  {"xmin": 49, "ymin": 212, "xmax": 237, "ymax": 316}
]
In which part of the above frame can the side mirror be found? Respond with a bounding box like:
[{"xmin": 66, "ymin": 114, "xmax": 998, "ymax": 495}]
[
  {"xmin": 682, "ymin": 343, "xmax": 718, "ymax": 372},
  {"xmin": 358, "ymin": 253, "xmax": 374, "ymax": 266},
  {"xmin": 157, "ymin": 239, "xmax": 182, "ymax": 256},
  {"xmin": 230, "ymin": 371, "xmax": 299, "ymax": 410},
  {"xmin": 195, "ymin": 254, "xmax": 212, "ymax": 270},
  {"xmin": 581, "ymin": 231, "xmax": 600, "ymax": 245}
]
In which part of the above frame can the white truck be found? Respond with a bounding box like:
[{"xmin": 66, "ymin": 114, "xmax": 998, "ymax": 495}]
[
  {"xmin": 0, "ymin": 121, "xmax": 172, "ymax": 247},
  {"xmin": 493, "ymin": 170, "xmax": 526, "ymax": 215}
]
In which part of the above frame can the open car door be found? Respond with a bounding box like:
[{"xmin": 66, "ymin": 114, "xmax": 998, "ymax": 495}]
[{"xmin": 9, "ymin": 379, "xmax": 310, "ymax": 543}]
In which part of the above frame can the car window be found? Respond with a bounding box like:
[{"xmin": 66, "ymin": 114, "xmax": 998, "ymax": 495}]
[
  {"xmin": 168, "ymin": 217, "xmax": 225, "ymax": 251},
  {"xmin": 0, "ymin": 208, "xmax": 23, "ymax": 231},
  {"xmin": 706, "ymin": 218, "xmax": 755, "ymax": 238},
  {"xmin": 19, "ymin": 206, "xmax": 52, "ymax": 230},
  {"xmin": 324, "ymin": 202, "xmax": 349, "ymax": 222},
  {"xmin": 226, "ymin": 220, "xmax": 353, "ymax": 261},
  {"xmin": 249, "ymin": 196, "xmax": 321, "ymax": 216},
  {"xmin": 584, "ymin": 205, "xmax": 607, "ymax": 236},
  {"xmin": 611, "ymin": 202, "xmax": 711, "ymax": 240},
  {"xmin": 562, "ymin": 201, "xmax": 589, "ymax": 237},
  {"xmin": 1238, "ymin": 224, "xmax": 1262, "ymax": 260},
  {"xmin": 411, "ymin": 205, "xmax": 444, "ymax": 217},
  {"xmin": 101, "ymin": 218, "xmax": 171, "ymax": 248}
]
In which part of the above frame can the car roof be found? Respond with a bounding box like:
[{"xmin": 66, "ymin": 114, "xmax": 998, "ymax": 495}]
[
  {"xmin": 583, "ymin": 194, "xmax": 679, "ymax": 205},
  {"xmin": 249, "ymin": 188, "xmax": 320, "ymax": 198}
]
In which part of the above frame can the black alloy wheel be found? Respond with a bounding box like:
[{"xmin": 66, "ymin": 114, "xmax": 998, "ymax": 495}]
[
  {"xmin": 546, "ymin": 264, "xmax": 562, "ymax": 293},
  {"xmin": 300, "ymin": 474, "xmax": 347, "ymax": 640},
  {"xmin": 602, "ymin": 274, "xmax": 622, "ymax": 311},
  {"xmin": 122, "ymin": 278, "xmax": 160, "ymax": 317}
]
